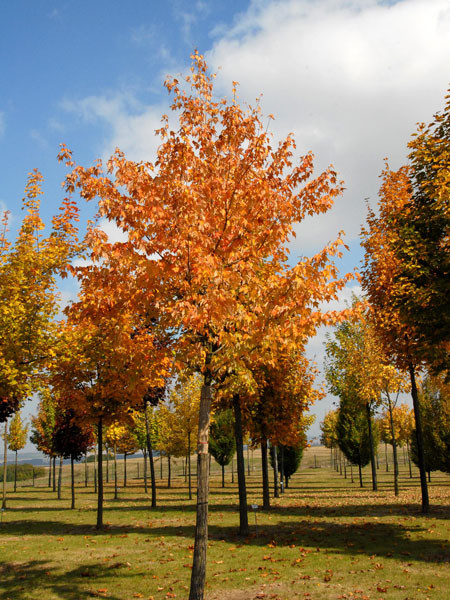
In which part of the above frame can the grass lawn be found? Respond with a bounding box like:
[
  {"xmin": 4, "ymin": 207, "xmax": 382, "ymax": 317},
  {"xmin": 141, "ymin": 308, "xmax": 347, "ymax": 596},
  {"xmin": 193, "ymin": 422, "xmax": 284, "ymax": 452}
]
[{"xmin": 0, "ymin": 447, "xmax": 449, "ymax": 600}]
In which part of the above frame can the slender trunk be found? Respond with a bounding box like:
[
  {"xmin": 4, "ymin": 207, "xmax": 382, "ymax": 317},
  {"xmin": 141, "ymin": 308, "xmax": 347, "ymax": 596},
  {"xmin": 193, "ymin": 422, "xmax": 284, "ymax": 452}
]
[
  {"xmin": 261, "ymin": 439, "xmax": 270, "ymax": 510},
  {"xmin": 409, "ymin": 363, "xmax": 429, "ymax": 513},
  {"xmin": 14, "ymin": 450, "xmax": 18, "ymax": 493},
  {"xmin": 188, "ymin": 431, "xmax": 192, "ymax": 501},
  {"xmin": 160, "ymin": 452, "xmax": 163, "ymax": 479},
  {"xmin": 221, "ymin": 464, "xmax": 225, "ymax": 488},
  {"xmin": 231, "ymin": 456, "xmax": 234, "ymax": 484},
  {"xmin": 143, "ymin": 448, "xmax": 148, "ymax": 494},
  {"xmin": 124, "ymin": 453, "xmax": 127, "ymax": 487},
  {"xmin": 247, "ymin": 443, "xmax": 250, "ymax": 477},
  {"xmin": 358, "ymin": 462, "xmax": 363, "ymax": 487},
  {"xmin": 57, "ymin": 456, "xmax": 63, "ymax": 500},
  {"xmin": 272, "ymin": 445, "xmax": 279, "ymax": 498},
  {"xmin": 343, "ymin": 459, "xmax": 347, "ymax": 479},
  {"xmin": 376, "ymin": 452, "xmax": 380, "ymax": 470},
  {"xmin": 144, "ymin": 403, "xmax": 157, "ymax": 508},
  {"xmin": 366, "ymin": 402, "xmax": 378, "ymax": 491},
  {"xmin": 330, "ymin": 447, "xmax": 333, "ymax": 469},
  {"xmin": 114, "ymin": 444, "xmax": 118, "ymax": 500},
  {"xmin": 71, "ymin": 457, "xmax": 75, "ymax": 509},
  {"xmin": 52, "ymin": 456, "xmax": 56, "ymax": 492},
  {"xmin": 168, "ymin": 455, "xmax": 171, "ymax": 488},
  {"xmin": 96, "ymin": 417, "xmax": 104, "ymax": 529},
  {"xmin": 48, "ymin": 455, "xmax": 52, "ymax": 487},
  {"xmin": 387, "ymin": 394, "xmax": 399, "ymax": 496},
  {"xmin": 339, "ymin": 450, "xmax": 342, "ymax": 475},
  {"xmin": 350, "ymin": 462, "xmax": 354, "ymax": 483},
  {"xmin": 428, "ymin": 470, "xmax": 431, "ymax": 482},
  {"xmin": 385, "ymin": 443, "xmax": 389, "ymax": 472},
  {"xmin": 106, "ymin": 447, "xmax": 109, "ymax": 484},
  {"xmin": 2, "ymin": 421, "xmax": 8, "ymax": 509},
  {"xmin": 94, "ymin": 451, "xmax": 97, "ymax": 494},
  {"xmin": 280, "ymin": 446, "xmax": 285, "ymax": 493},
  {"xmin": 84, "ymin": 453, "xmax": 88, "ymax": 487},
  {"xmin": 233, "ymin": 394, "xmax": 249, "ymax": 536},
  {"xmin": 188, "ymin": 360, "xmax": 212, "ymax": 600},
  {"xmin": 407, "ymin": 442, "xmax": 413, "ymax": 478}
]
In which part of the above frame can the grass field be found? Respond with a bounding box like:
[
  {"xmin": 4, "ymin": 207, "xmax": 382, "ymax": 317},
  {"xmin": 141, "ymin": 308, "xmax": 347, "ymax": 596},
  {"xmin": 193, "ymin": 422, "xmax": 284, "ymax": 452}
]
[{"xmin": 0, "ymin": 447, "xmax": 449, "ymax": 600}]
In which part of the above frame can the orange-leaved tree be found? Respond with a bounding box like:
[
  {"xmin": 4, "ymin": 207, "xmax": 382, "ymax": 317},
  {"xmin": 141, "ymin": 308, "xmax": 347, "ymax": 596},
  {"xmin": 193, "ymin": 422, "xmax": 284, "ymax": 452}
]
[{"xmin": 58, "ymin": 53, "xmax": 353, "ymax": 599}]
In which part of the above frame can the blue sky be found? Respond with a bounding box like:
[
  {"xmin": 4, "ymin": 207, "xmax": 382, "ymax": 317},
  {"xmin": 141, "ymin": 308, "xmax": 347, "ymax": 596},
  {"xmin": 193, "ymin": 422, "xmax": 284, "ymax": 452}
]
[{"xmin": 1, "ymin": 0, "xmax": 449, "ymax": 448}]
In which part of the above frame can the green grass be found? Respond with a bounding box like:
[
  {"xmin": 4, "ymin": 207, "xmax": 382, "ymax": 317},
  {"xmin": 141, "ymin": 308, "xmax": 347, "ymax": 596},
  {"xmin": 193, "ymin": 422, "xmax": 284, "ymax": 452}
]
[{"xmin": 0, "ymin": 448, "xmax": 449, "ymax": 600}]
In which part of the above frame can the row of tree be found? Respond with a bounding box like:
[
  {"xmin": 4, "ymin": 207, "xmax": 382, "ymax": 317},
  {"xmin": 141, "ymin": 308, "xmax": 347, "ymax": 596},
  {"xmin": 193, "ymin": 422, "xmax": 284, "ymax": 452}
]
[{"xmin": 0, "ymin": 53, "xmax": 447, "ymax": 599}]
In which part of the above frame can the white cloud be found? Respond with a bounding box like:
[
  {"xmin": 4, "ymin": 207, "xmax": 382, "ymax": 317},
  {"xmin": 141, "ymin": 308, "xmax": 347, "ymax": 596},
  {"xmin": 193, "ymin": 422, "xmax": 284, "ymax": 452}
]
[
  {"xmin": 206, "ymin": 0, "xmax": 450, "ymax": 251},
  {"xmin": 62, "ymin": 93, "xmax": 166, "ymax": 163}
]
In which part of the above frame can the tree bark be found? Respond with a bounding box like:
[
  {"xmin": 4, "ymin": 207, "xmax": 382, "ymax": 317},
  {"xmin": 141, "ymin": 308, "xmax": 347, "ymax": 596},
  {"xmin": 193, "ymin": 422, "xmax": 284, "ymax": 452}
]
[
  {"xmin": 261, "ymin": 439, "xmax": 270, "ymax": 510},
  {"xmin": 145, "ymin": 403, "xmax": 157, "ymax": 508},
  {"xmin": 387, "ymin": 394, "xmax": 399, "ymax": 496},
  {"xmin": 84, "ymin": 453, "xmax": 88, "ymax": 487},
  {"xmin": 106, "ymin": 446, "xmax": 109, "ymax": 483},
  {"xmin": 14, "ymin": 450, "xmax": 18, "ymax": 493},
  {"xmin": 408, "ymin": 364, "xmax": 429, "ymax": 513},
  {"xmin": 52, "ymin": 456, "xmax": 56, "ymax": 492},
  {"xmin": 168, "ymin": 455, "xmax": 171, "ymax": 488},
  {"xmin": 71, "ymin": 456, "xmax": 75, "ymax": 509},
  {"xmin": 221, "ymin": 464, "xmax": 225, "ymax": 488},
  {"xmin": 232, "ymin": 393, "xmax": 249, "ymax": 536},
  {"xmin": 94, "ymin": 451, "xmax": 97, "ymax": 494},
  {"xmin": 358, "ymin": 462, "xmax": 363, "ymax": 487},
  {"xmin": 366, "ymin": 402, "xmax": 378, "ymax": 491},
  {"xmin": 114, "ymin": 444, "xmax": 118, "ymax": 500},
  {"xmin": 57, "ymin": 456, "xmax": 63, "ymax": 500},
  {"xmin": 279, "ymin": 446, "xmax": 285, "ymax": 493},
  {"xmin": 48, "ymin": 455, "xmax": 52, "ymax": 488},
  {"xmin": 188, "ymin": 359, "xmax": 212, "ymax": 600},
  {"xmin": 188, "ymin": 431, "xmax": 192, "ymax": 500},
  {"xmin": 96, "ymin": 417, "xmax": 104, "ymax": 530},
  {"xmin": 143, "ymin": 448, "xmax": 148, "ymax": 494},
  {"xmin": 247, "ymin": 443, "xmax": 250, "ymax": 476},
  {"xmin": 124, "ymin": 453, "xmax": 127, "ymax": 487},
  {"xmin": 271, "ymin": 445, "xmax": 279, "ymax": 498},
  {"xmin": 385, "ymin": 442, "xmax": 389, "ymax": 472},
  {"xmin": 2, "ymin": 420, "xmax": 8, "ymax": 509}
]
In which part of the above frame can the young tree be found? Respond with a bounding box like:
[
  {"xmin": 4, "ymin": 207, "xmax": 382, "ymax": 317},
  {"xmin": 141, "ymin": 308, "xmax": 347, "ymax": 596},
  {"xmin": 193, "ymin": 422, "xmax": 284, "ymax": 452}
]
[
  {"xmin": 336, "ymin": 399, "xmax": 373, "ymax": 487},
  {"xmin": 6, "ymin": 410, "xmax": 28, "ymax": 492},
  {"xmin": 58, "ymin": 53, "xmax": 353, "ymax": 600},
  {"xmin": 209, "ymin": 409, "xmax": 236, "ymax": 488},
  {"xmin": 52, "ymin": 409, "xmax": 95, "ymax": 508},
  {"xmin": 320, "ymin": 409, "xmax": 339, "ymax": 469}
]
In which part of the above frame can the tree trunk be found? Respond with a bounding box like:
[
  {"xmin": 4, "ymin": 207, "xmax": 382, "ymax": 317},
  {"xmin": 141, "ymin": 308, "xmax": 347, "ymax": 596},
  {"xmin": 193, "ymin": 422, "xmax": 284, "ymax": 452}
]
[
  {"xmin": 366, "ymin": 402, "xmax": 378, "ymax": 491},
  {"xmin": 57, "ymin": 456, "xmax": 63, "ymax": 500},
  {"xmin": 144, "ymin": 403, "xmax": 157, "ymax": 508},
  {"xmin": 2, "ymin": 420, "xmax": 8, "ymax": 509},
  {"xmin": 221, "ymin": 464, "xmax": 225, "ymax": 488},
  {"xmin": 168, "ymin": 455, "xmax": 171, "ymax": 488},
  {"xmin": 160, "ymin": 453, "xmax": 163, "ymax": 479},
  {"xmin": 84, "ymin": 453, "xmax": 88, "ymax": 487},
  {"xmin": 233, "ymin": 393, "xmax": 249, "ymax": 536},
  {"xmin": 407, "ymin": 441, "xmax": 413, "ymax": 478},
  {"xmin": 114, "ymin": 444, "xmax": 118, "ymax": 500},
  {"xmin": 48, "ymin": 455, "xmax": 52, "ymax": 487},
  {"xmin": 358, "ymin": 462, "xmax": 363, "ymax": 487},
  {"xmin": 124, "ymin": 453, "xmax": 127, "ymax": 487},
  {"xmin": 279, "ymin": 446, "xmax": 285, "ymax": 493},
  {"xmin": 387, "ymin": 394, "xmax": 399, "ymax": 496},
  {"xmin": 188, "ymin": 431, "xmax": 192, "ymax": 501},
  {"xmin": 409, "ymin": 364, "xmax": 429, "ymax": 513},
  {"xmin": 350, "ymin": 462, "xmax": 354, "ymax": 483},
  {"xmin": 343, "ymin": 459, "xmax": 347, "ymax": 479},
  {"xmin": 261, "ymin": 439, "xmax": 270, "ymax": 510},
  {"xmin": 71, "ymin": 456, "xmax": 75, "ymax": 509},
  {"xmin": 52, "ymin": 456, "xmax": 56, "ymax": 492},
  {"xmin": 143, "ymin": 448, "xmax": 148, "ymax": 494},
  {"xmin": 94, "ymin": 451, "xmax": 97, "ymax": 494},
  {"xmin": 231, "ymin": 456, "xmax": 234, "ymax": 484},
  {"xmin": 385, "ymin": 442, "xmax": 389, "ymax": 472},
  {"xmin": 14, "ymin": 450, "xmax": 18, "ymax": 493},
  {"xmin": 330, "ymin": 447, "xmax": 333, "ymax": 469},
  {"xmin": 106, "ymin": 446, "xmax": 109, "ymax": 483},
  {"xmin": 188, "ymin": 360, "xmax": 212, "ymax": 600},
  {"xmin": 272, "ymin": 445, "xmax": 279, "ymax": 498},
  {"xmin": 96, "ymin": 417, "xmax": 104, "ymax": 530}
]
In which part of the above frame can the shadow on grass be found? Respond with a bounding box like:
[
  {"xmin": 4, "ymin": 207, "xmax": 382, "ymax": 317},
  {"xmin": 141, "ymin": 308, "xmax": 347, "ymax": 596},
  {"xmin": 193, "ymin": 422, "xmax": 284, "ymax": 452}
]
[
  {"xmin": 0, "ymin": 560, "xmax": 128, "ymax": 600},
  {"xmin": 1, "ymin": 512, "xmax": 449, "ymax": 567}
]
